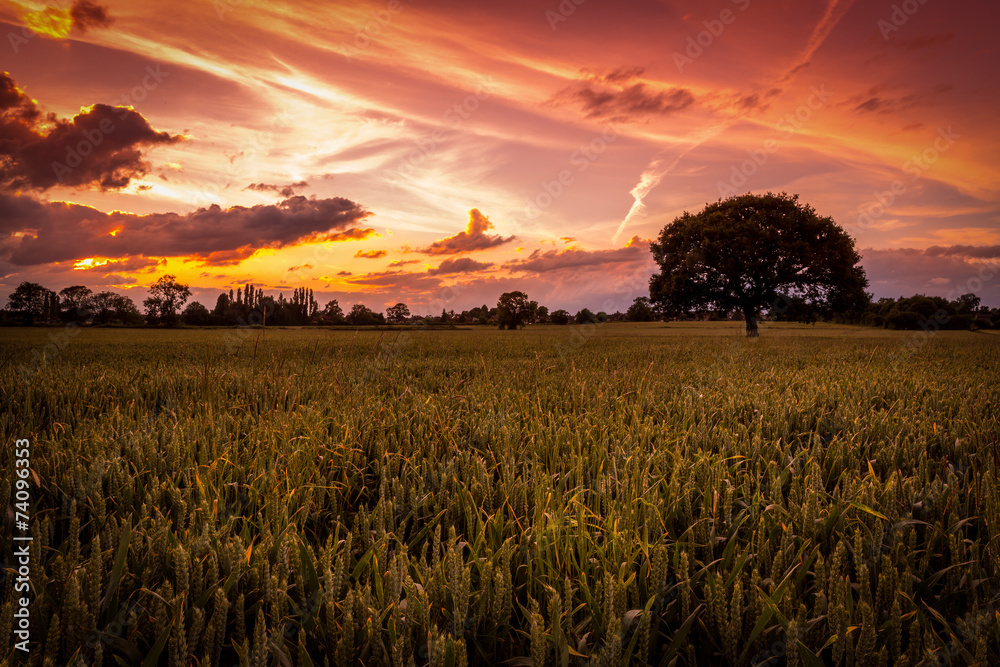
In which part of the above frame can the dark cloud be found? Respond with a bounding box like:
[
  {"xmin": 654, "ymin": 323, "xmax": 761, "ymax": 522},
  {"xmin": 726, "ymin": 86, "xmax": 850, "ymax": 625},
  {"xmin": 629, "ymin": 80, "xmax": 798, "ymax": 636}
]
[
  {"xmin": 895, "ymin": 32, "xmax": 955, "ymax": 51},
  {"xmin": 187, "ymin": 248, "xmax": 258, "ymax": 267},
  {"xmin": 0, "ymin": 193, "xmax": 372, "ymax": 266},
  {"xmin": 319, "ymin": 227, "xmax": 377, "ymax": 242},
  {"xmin": 337, "ymin": 270, "xmax": 352, "ymax": 276},
  {"xmin": 924, "ymin": 245, "xmax": 1000, "ymax": 259},
  {"xmin": 735, "ymin": 94, "xmax": 764, "ymax": 111},
  {"xmin": 417, "ymin": 208, "xmax": 516, "ymax": 255},
  {"xmin": 846, "ymin": 84, "xmax": 952, "ymax": 116},
  {"xmin": 427, "ymin": 257, "xmax": 493, "ymax": 275},
  {"xmin": 505, "ymin": 236, "xmax": 651, "ymax": 273},
  {"xmin": 287, "ymin": 264, "xmax": 313, "ymax": 271},
  {"xmin": 0, "ymin": 72, "xmax": 179, "ymax": 191},
  {"xmin": 355, "ymin": 249, "xmax": 387, "ymax": 259},
  {"xmin": 99, "ymin": 273, "xmax": 136, "ymax": 285},
  {"xmin": 70, "ymin": 0, "xmax": 113, "ymax": 32},
  {"xmin": 780, "ymin": 62, "xmax": 811, "ymax": 82},
  {"xmin": 854, "ymin": 97, "xmax": 887, "ymax": 113},
  {"xmin": 245, "ymin": 180, "xmax": 309, "ymax": 197},
  {"xmin": 598, "ymin": 66, "xmax": 645, "ymax": 84},
  {"xmin": 551, "ymin": 67, "xmax": 694, "ymax": 122}
]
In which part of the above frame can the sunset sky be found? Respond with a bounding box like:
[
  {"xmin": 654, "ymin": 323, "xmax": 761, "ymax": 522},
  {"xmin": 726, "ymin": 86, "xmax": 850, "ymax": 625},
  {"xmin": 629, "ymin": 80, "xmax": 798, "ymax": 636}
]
[{"xmin": 2, "ymin": 0, "xmax": 999, "ymax": 314}]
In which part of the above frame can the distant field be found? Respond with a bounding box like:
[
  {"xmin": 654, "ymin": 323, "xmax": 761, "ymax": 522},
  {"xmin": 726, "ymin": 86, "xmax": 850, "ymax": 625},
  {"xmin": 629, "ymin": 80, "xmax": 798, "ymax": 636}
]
[{"xmin": 1, "ymin": 324, "xmax": 998, "ymax": 666}]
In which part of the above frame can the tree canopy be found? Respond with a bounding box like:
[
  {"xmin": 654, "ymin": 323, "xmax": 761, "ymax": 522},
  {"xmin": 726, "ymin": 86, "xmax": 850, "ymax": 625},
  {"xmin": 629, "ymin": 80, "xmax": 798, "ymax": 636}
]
[
  {"xmin": 6, "ymin": 281, "xmax": 57, "ymax": 324},
  {"xmin": 625, "ymin": 296, "xmax": 657, "ymax": 322},
  {"xmin": 496, "ymin": 291, "xmax": 533, "ymax": 329},
  {"xmin": 142, "ymin": 275, "xmax": 192, "ymax": 326},
  {"xmin": 386, "ymin": 303, "xmax": 410, "ymax": 323},
  {"xmin": 649, "ymin": 192, "xmax": 869, "ymax": 335}
]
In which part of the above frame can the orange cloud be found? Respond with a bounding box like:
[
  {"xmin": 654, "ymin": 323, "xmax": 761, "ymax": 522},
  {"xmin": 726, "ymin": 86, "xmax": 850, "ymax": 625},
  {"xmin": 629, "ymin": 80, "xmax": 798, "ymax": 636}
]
[
  {"xmin": 427, "ymin": 257, "xmax": 493, "ymax": 275},
  {"xmin": 355, "ymin": 249, "xmax": 387, "ymax": 259},
  {"xmin": 315, "ymin": 227, "xmax": 379, "ymax": 243},
  {"xmin": 416, "ymin": 209, "xmax": 516, "ymax": 255}
]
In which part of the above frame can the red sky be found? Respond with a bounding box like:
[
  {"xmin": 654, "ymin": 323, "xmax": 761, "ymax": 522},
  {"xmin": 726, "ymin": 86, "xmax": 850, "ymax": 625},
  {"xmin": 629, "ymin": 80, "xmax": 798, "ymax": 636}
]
[{"xmin": 2, "ymin": 0, "xmax": 999, "ymax": 314}]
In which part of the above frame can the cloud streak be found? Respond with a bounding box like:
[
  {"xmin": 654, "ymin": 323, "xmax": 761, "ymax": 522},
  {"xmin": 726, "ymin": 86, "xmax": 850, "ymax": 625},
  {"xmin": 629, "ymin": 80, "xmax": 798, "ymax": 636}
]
[{"xmin": 506, "ymin": 236, "xmax": 651, "ymax": 274}]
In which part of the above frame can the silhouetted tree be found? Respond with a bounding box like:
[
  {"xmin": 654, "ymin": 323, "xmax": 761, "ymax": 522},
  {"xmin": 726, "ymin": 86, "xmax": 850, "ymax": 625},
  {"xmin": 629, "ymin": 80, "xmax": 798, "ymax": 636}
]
[
  {"xmin": 550, "ymin": 309, "xmax": 570, "ymax": 325},
  {"xmin": 626, "ymin": 296, "xmax": 656, "ymax": 322},
  {"xmin": 6, "ymin": 281, "xmax": 55, "ymax": 325},
  {"xmin": 213, "ymin": 293, "xmax": 230, "ymax": 318},
  {"xmin": 346, "ymin": 303, "xmax": 383, "ymax": 326},
  {"xmin": 496, "ymin": 291, "xmax": 532, "ymax": 329},
  {"xmin": 771, "ymin": 294, "xmax": 819, "ymax": 324},
  {"xmin": 143, "ymin": 275, "xmax": 191, "ymax": 326},
  {"xmin": 182, "ymin": 301, "xmax": 213, "ymax": 326},
  {"xmin": 649, "ymin": 192, "xmax": 868, "ymax": 336},
  {"xmin": 59, "ymin": 285, "xmax": 94, "ymax": 321},
  {"xmin": 321, "ymin": 299, "xmax": 345, "ymax": 324},
  {"xmin": 386, "ymin": 303, "xmax": 410, "ymax": 323},
  {"xmin": 90, "ymin": 291, "xmax": 142, "ymax": 325}
]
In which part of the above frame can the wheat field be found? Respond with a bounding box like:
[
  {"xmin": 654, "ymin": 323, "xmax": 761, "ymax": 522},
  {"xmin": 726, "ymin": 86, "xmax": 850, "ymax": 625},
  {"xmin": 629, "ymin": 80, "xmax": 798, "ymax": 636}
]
[{"xmin": 1, "ymin": 323, "xmax": 998, "ymax": 666}]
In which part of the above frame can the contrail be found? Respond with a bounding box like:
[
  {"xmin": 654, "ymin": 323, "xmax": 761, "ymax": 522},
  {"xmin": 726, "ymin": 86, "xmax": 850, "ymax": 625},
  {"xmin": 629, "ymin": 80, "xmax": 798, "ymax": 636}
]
[
  {"xmin": 610, "ymin": 0, "xmax": 856, "ymax": 244},
  {"xmin": 610, "ymin": 158, "xmax": 667, "ymax": 245},
  {"xmin": 609, "ymin": 129, "xmax": 723, "ymax": 244}
]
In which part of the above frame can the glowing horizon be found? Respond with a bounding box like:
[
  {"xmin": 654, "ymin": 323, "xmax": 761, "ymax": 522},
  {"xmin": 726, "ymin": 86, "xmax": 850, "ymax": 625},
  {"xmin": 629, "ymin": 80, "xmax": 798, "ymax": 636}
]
[{"xmin": 1, "ymin": 0, "xmax": 998, "ymax": 313}]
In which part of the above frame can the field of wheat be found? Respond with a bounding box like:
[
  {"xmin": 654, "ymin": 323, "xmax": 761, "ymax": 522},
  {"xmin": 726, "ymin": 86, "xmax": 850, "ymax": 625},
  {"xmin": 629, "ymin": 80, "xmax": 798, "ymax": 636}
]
[{"xmin": 1, "ymin": 323, "xmax": 998, "ymax": 666}]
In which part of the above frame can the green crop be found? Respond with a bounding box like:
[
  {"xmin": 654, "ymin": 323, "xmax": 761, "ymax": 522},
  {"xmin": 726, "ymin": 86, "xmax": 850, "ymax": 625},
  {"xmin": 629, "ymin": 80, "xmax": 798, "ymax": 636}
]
[{"xmin": 0, "ymin": 323, "xmax": 997, "ymax": 666}]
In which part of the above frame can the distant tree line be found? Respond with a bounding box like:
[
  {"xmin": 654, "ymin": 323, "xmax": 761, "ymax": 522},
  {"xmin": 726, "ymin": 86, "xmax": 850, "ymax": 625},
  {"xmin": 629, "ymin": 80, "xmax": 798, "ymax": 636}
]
[
  {"xmin": 622, "ymin": 292, "xmax": 1000, "ymax": 331},
  {"xmin": 856, "ymin": 293, "xmax": 996, "ymax": 331},
  {"xmin": 2, "ymin": 277, "xmax": 997, "ymax": 331}
]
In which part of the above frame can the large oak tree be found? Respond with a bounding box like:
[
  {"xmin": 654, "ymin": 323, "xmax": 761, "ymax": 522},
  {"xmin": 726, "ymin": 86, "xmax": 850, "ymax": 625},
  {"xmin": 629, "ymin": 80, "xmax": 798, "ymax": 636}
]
[{"xmin": 649, "ymin": 192, "xmax": 869, "ymax": 336}]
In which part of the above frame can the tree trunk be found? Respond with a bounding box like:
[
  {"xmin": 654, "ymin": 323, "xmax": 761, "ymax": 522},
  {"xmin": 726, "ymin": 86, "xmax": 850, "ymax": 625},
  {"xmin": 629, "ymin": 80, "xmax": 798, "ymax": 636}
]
[{"xmin": 744, "ymin": 307, "xmax": 759, "ymax": 337}]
